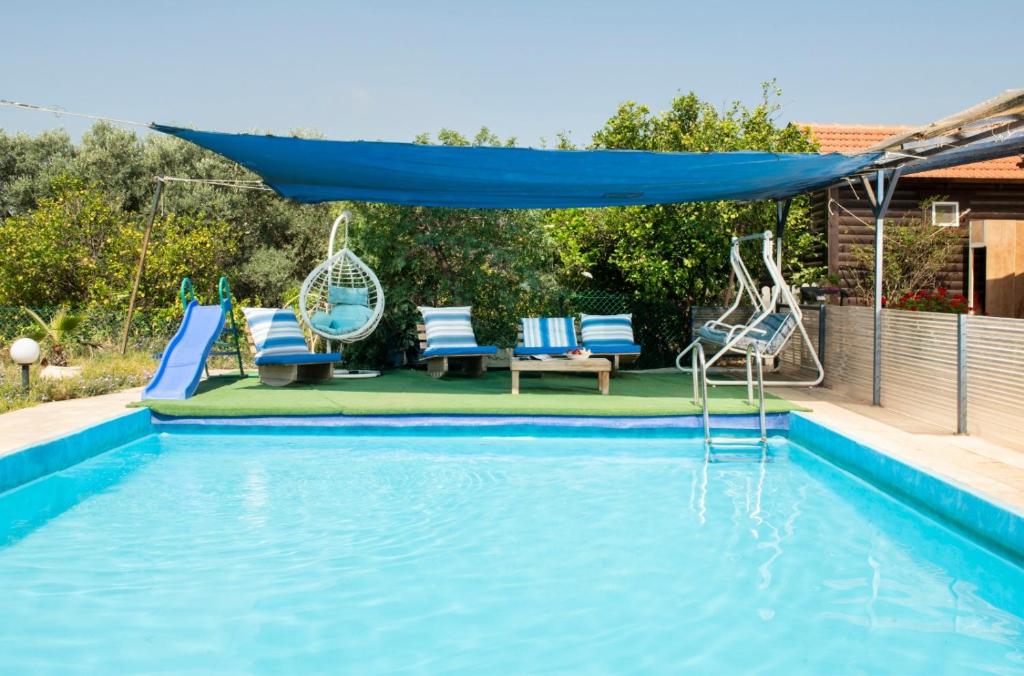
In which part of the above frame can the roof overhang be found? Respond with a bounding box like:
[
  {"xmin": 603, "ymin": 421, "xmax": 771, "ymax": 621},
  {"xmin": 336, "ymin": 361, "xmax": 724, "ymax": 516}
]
[{"xmin": 866, "ymin": 89, "xmax": 1024, "ymax": 177}]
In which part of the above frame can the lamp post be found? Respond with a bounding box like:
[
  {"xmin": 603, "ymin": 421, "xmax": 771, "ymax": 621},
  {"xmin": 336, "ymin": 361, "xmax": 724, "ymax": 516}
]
[{"xmin": 10, "ymin": 338, "xmax": 41, "ymax": 391}]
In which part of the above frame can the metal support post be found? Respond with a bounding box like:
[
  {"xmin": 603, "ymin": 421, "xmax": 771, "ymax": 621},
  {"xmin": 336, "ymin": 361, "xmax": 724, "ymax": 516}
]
[
  {"xmin": 775, "ymin": 198, "xmax": 792, "ymax": 273},
  {"xmin": 120, "ymin": 178, "xmax": 165, "ymax": 354},
  {"xmin": 957, "ymin": 313, "xmax": 968, "ymax": 434},
  {"xmin": 867, "ymin": 167, "xmax": 902, "ymax": 406},
  {"xmin": 872, "ymin": 170, "xmax": 885, "ymax": 406}
]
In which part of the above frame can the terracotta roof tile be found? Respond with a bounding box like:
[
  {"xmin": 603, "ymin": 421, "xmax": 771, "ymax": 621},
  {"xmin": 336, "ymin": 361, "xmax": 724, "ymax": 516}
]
[{"xmin": 799, "ymin": 123, "xmax": 1024, "ymax": 182}]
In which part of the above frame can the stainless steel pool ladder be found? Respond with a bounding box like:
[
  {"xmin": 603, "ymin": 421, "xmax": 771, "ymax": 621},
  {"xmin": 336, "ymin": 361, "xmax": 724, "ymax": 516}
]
[{"xmin": 689, "ymin": 342, "xmax": 767, "ymax": 448}]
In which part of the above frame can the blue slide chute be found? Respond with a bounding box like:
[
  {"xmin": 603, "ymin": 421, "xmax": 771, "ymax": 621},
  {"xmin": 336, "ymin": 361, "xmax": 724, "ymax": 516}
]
[
  {"xmin": 143, "ymin": 277, "xmax": 244, "ymax": 400},
  {"xmin": 142, "ymin": 300, "xmax": 226, "ymax": 400}
]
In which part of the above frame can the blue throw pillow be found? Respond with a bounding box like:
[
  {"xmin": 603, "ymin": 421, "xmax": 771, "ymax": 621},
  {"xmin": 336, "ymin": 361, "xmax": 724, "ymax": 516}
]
[
  {"xmin": 580, "ymin": 313, "xmax": 634, "ymax": 345},
  {"xmin": 329, "ymin": 286, "xmax": 369, "ymax": 306},
  {"xmin": 418, "ymin": 306, "xmax": 479, "ymax": 348}
]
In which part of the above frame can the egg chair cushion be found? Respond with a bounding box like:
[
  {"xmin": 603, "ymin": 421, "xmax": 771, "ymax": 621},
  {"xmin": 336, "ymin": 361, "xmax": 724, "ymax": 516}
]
[
  {"xmin": 329, "ymin": 303, "xmax": 374, "ymax": 333},
  {"xmin": 329, "ymin": 285, "xmax": 369, "ymax": 306},
  {"xmin": 310, "ymin": 311, "xmax": 334, "ymax": 334}
]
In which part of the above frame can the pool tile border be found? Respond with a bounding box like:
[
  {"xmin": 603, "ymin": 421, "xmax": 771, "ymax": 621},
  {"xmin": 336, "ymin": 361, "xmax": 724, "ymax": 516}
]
[
  {"xmin": 789, "ymin": 412, "xmax": 1024, "ymax": 562},
  {"xmin": 0, "ymin": 408, "xmax": 152, "ymax": 495},
  {"xmin": 150, "ymin": 411, "xmax": 790, "ymax": 431}
]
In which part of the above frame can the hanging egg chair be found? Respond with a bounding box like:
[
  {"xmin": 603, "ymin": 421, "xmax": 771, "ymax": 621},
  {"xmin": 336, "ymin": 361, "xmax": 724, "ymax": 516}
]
[{"xmin": 299, "ymin": 211, "xmax": 385, "ymax": 347}]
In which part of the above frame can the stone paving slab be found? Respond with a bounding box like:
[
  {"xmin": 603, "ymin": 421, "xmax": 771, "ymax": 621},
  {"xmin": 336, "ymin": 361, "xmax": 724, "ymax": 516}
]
[
  {"xmin": 775, "ymin": 385, "xmax": 1024, "ymax": 514},
  {"xmin": 0, "ymin": 388, "xmax": 143, "ymax": 457}
]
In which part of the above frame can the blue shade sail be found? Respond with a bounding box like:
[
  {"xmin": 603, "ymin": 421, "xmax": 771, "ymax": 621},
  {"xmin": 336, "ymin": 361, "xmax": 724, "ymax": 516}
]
[{"xmin": 153, "ymin": 124, "xmax": 881, "ymax": 208}]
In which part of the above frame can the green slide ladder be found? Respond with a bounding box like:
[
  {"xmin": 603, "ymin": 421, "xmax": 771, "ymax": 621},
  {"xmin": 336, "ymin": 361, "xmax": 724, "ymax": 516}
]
[{"xmin": 179, "ymin": 276, "xmax": 246, "ymax": 378}]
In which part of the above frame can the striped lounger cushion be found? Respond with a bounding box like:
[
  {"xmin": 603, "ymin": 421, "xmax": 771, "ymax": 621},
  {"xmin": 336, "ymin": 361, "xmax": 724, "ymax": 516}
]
[
  {"xmin": 522, "ymin": 317, "xmax": 578, "ymax": 348},
  {"xmin": 242, "ymin": 308, "xmax": 311, "ymax": 359},
  {"xmin": 580, "ymin": 313, "xmax": 635, "ymax": 346},
  {"xmin": 418, "ymin": 306, "xmax": 479, "ymax": 349}
]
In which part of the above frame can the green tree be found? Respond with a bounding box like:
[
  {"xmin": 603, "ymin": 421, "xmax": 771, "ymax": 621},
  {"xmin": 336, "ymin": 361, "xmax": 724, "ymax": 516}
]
[
  {"xmin": 548, "ymin": 83, "xmax": 821, "ymax": 361},
  {"xmin": 0, "ymin": 128, "xmax": 76, "ymax": 216},
  {"xmin": 0, "ymin": 177, "xmax": 236, "ymax": 313},
  {"xmin": 341, "ymin": 128, "xmax": 559, "ymax": 366}
]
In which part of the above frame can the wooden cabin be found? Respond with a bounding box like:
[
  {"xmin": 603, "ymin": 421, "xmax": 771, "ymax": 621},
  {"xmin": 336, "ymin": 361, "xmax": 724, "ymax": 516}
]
[{"xmin": 801, "ymin": 124, "xmax": 1024, "ymax": 317}]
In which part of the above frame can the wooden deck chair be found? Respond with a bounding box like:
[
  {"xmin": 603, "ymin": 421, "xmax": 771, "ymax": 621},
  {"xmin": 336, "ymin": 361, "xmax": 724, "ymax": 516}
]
[
  {"xmin": 416, "ymin": 306, "xmax": 496, "ymax": 379},
  {"xmin": 242, "ymin": 308, "xmax": 342, "ymax": 386}
]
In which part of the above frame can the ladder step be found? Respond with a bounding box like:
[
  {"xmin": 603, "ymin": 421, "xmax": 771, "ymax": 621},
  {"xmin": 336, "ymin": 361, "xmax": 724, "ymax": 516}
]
[
  {"xmin": 708, "ymin": 452, "xmax": 772, "ymax": 464},
  {"xmin": 708, "ymin": 438, "xmax": 768, "ymax": 448}
]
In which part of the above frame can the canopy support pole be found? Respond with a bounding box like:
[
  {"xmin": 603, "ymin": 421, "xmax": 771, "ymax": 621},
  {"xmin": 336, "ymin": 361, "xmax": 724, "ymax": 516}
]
[
  {"xmin": 774, "ymin": 198, "xmax": 792, "ymax": 274},
  {"xmin": 773, "ymin": 198, "xmax": 792, "ymax": 312},
  {"xmin": 862, "ymin": 167, "xmax": 902, "ymax": 406},
  {"xmin": 119, "ymin": 177, "xmax": 165, "ymax": 355}
]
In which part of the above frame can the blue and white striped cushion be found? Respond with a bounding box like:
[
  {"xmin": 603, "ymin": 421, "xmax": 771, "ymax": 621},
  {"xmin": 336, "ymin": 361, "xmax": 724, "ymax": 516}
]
[
  {"xmin": 521, "ymin": 317, "xmax": 578, "ymax": 348},
  {"xmin": 580, "ymin": 313, "xmax": 634, "ymax": 345},
  {"xmin": 242, "ymin": 308, "xmax": 310, "ymax": 358},
  {"xmin": 418, "ymin": 306, "xmax": 479, "ymax": 348}
]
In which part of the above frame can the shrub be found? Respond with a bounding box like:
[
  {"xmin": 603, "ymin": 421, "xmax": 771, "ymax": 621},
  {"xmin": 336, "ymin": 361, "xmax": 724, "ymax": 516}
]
[
  {"xmin": 886, "ymin": 287, "xmax": 967, "ymax": 314},
  {"xmin": 846, "ymin": 199, "xmax": 964, "ymax": 304},
  {"xmin": 0, "ymin": 350, "xmax": 156, "ymax": 414},
  {"xmin": 0, "ymin": 176, "xmax": 237, "ymax": 313}
]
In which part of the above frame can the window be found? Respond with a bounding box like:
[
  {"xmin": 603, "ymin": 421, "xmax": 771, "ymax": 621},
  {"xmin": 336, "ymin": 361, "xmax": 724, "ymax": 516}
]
[{"xmin": 932, "ymin": 201, "xmax": 959, "ymax": 227}]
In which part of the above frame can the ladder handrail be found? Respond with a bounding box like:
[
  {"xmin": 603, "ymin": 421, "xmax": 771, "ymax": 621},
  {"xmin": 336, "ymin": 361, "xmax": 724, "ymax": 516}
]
[{"xmin": 688, "ymin": 341, "xmax": 766, "ymax": 449}]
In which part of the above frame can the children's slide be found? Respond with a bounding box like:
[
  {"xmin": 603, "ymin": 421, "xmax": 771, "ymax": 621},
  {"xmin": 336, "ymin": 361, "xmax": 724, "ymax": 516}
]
[{"xmin": 142, "ymin": 300, "xmax": 226, "ymax": 400}]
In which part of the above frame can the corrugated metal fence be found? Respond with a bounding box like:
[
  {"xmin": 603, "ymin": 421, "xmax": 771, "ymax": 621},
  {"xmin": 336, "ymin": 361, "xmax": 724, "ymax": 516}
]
[
  {"xmin": 693, "ymin": 303, "xmax": 1024, "ymax": 449},
  {"xmin": 821, "ymin": 306, "xmax": 1024, "ymax": 448},
  {"xmin": 963, "ymin": 315, "xmax": 1024, "ymax": 449}
]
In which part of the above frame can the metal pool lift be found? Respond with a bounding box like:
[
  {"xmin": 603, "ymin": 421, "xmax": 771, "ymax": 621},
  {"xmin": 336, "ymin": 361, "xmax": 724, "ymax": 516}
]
[{"xmin": 677, "ymin": 230, "xmax": 823, "ymax": 447}]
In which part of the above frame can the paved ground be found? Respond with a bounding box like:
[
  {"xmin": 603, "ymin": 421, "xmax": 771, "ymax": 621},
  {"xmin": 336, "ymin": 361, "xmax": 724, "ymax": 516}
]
[
  {"xmin": 0, "ymin": 387, "xmax": 143, "ymax": 457},
  {"xmin": 774, "ymin": 385, "xmax": 1024, "ymax": 514}
]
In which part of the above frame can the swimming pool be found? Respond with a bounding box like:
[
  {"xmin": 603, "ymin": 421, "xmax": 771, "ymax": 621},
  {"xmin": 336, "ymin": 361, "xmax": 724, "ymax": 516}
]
[{"xmin": 2, "ymin": 420, "xmax": 1024, "ymax": 672}]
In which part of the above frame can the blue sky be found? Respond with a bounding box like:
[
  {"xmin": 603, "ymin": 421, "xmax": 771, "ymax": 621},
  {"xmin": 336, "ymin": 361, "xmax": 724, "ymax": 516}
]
[{"xmin": 2, "ymin": 0, "xmax": 1022, "ymax": 145}]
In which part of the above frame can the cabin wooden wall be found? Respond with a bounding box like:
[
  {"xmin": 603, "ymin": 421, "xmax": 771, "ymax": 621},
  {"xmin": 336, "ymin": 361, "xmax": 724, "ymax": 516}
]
[{"xmin": 809, "ymin": 180, "xmax": 1024, "ymax": 299}]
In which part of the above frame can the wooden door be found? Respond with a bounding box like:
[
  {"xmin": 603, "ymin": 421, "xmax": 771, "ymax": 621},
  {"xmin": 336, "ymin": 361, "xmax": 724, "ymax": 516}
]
[{"xmin": 980, "ymin": 220, "xmax": 1024, "ymax": 318}]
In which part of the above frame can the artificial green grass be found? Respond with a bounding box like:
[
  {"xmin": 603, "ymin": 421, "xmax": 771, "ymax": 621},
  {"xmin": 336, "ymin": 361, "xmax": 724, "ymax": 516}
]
[{"xmin": 135, "ymin": 369, "xmax": 805, "ymax": 418}]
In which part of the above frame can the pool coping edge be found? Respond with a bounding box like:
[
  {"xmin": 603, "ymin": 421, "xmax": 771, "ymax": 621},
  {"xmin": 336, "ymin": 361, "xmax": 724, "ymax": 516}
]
[
  {"xmin": 0, "ymin": 408, "xmax": 153, "ymax": 496},
  {"xmin": 789, "ymin": 412, "xmax": 1024, "ymax": 562}
]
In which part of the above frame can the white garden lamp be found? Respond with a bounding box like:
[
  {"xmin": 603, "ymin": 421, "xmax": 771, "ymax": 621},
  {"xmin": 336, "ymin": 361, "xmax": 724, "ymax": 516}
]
[{"xmin": 10, "ymin": 337, "xmax": 41, "ymax": 391}]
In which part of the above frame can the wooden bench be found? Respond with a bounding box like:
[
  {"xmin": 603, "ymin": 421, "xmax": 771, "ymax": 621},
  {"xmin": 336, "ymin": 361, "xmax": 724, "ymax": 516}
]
[
  {"xmin": 510, "ymin": 358, "xmax": 611, "ymax": 395},
  {"xmin": 417, "ymin": 323, "xmax": 491, "ymax": 379}
]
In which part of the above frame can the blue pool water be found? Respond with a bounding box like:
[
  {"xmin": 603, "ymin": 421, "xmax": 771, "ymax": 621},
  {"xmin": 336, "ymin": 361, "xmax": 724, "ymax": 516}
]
[{"xmin": 2, "ymin": 429, "xmax": 1024, "ymax": 673}]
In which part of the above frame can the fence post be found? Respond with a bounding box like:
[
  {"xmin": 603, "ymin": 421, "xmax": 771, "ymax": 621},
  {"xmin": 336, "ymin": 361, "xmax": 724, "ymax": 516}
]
[{"xmin": 957, "ymin": 313, "xmax": 968, "ymax": 434}]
